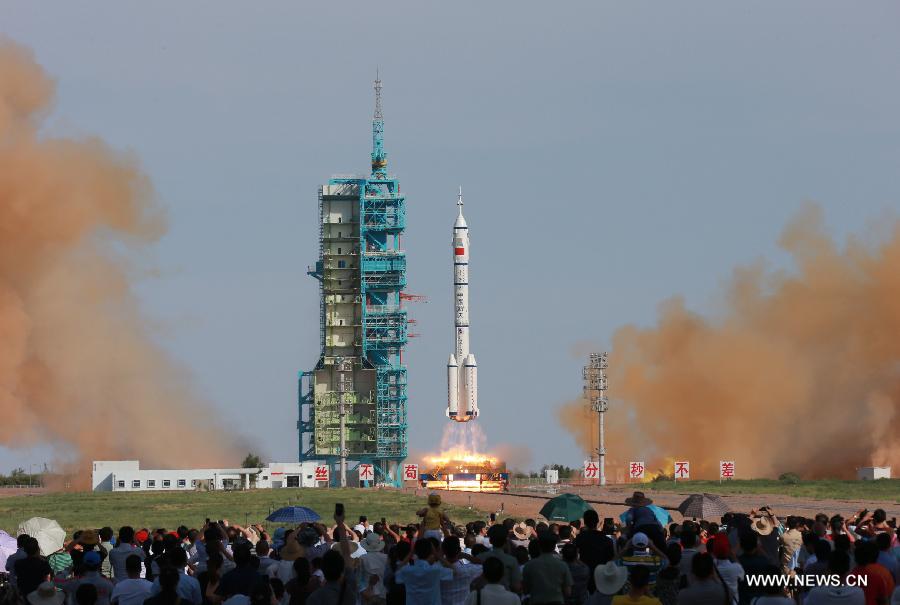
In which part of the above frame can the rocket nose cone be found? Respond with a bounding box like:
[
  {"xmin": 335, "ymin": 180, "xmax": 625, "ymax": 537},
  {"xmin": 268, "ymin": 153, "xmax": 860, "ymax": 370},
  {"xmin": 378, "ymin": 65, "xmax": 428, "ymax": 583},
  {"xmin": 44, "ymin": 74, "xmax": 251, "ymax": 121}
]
[
  {"xmin": 464, "ymin": 353, "xmax": 477, "ymax": 365},
  {"xmin": 448, "ymin": 354, "xmax": 458, "ymax": 366}
]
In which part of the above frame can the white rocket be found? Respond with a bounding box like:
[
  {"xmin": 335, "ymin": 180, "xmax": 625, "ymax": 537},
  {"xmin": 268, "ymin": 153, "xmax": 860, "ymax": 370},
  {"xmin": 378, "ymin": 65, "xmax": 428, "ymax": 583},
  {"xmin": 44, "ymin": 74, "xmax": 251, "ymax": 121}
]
[{"xmin": 447, "ymin": 187, "xmax": 478, "ymax": 422}]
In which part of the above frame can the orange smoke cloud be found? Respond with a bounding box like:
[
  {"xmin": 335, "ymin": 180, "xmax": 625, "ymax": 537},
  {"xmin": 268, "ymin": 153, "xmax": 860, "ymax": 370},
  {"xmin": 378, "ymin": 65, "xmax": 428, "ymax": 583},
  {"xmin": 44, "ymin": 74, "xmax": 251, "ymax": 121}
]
[
  {"xmin": 561, "ymin": 204, "xmax": 900, "ymax": 479},
  {"xmin": 0, "ymin": 40, "xmax": 241, "ymax": 482}
]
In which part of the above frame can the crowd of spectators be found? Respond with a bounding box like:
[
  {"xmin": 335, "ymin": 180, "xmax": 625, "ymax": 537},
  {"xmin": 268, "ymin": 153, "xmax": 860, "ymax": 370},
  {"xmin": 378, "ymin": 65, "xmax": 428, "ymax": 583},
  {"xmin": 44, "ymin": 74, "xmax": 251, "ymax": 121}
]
[{"xmin": 1, "ymin": 491, "xmax": 898, "ymax": 605}]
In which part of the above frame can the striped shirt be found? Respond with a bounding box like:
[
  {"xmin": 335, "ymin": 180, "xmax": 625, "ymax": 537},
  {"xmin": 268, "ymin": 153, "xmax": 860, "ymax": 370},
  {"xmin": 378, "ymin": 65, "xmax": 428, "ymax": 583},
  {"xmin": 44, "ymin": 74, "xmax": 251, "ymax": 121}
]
[
  {"xmin": 619, "ymin": 553, "xmax": 665, "ymax": 589},
  {"xmin": 441, "ymin": 561, "xmax": 483, "ymax": 605}
]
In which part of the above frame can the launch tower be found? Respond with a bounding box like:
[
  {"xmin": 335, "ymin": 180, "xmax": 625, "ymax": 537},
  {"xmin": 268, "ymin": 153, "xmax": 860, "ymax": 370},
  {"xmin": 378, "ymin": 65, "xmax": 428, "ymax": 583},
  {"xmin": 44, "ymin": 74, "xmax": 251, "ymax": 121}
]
[{"xmin": 298, "ymin": 75, "xmax": 408, "ymax": 486}]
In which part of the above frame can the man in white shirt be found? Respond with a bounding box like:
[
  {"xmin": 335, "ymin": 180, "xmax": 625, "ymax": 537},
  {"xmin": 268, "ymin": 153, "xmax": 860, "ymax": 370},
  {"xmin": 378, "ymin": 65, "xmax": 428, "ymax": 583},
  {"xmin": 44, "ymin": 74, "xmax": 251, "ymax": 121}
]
[
  {"xmin": 396, "ymin": 539, "xmax": 453, "ymax": 605},
  {"xmin": 440, "ymin": 538, "xmax": 482, "ymax": 605},
  {"xmin": 108, "ymin": 528, "xmax": 146, "ymax": 581},
  {"xmin": 463, "ymin": 558, "xmax": 518, "ymax": 605},
  {"xmin": 353, "ymin": 517, "xmax": 370, "ymax": 537},
  {"xmin": 255, "ymin": 541, "xmax": 277, "ymax": 576},
  {"xmin": 359, "ymin": 534, "xmax": 388, "ymax": 602},
  {"xmin": 110, "ymin": 555, "xmax": 152, "ymax": 605}
]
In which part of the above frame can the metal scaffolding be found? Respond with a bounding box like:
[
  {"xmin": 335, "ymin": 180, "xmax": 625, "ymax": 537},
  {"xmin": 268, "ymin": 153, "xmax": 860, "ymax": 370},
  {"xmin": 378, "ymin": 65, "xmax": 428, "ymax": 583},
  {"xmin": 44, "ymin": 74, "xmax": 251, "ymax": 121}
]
[{"xmin": 299, "ymin": 74, "xmax": 408, "ymax": 485}]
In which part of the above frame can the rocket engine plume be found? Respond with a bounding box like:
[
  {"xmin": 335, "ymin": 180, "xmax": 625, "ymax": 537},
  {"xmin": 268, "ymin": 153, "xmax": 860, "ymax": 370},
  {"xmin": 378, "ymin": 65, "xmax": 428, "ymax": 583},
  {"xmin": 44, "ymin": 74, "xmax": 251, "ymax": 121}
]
[
  {"xmin": 560, "ymin": 204, "xmax": 900, "ymax": 479},
  {"xmin": 0, "ymin": 39, "xmax": 240, "ymax": 484}
]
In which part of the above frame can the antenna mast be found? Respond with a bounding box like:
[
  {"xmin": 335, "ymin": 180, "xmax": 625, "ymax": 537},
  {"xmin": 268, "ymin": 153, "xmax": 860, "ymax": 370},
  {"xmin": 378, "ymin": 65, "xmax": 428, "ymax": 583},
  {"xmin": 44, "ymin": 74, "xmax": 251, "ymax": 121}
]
[{"xmin": 583, "ymin": 352, "xmax": 609, "ymax": 486}]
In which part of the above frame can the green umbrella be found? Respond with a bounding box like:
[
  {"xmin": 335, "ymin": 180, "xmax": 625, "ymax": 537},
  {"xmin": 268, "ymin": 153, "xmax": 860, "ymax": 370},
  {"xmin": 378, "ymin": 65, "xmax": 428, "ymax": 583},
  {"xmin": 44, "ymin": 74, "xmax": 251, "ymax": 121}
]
[{"xmin": 539, "ymin": 493, "xmax": 595, "ymax": 522}]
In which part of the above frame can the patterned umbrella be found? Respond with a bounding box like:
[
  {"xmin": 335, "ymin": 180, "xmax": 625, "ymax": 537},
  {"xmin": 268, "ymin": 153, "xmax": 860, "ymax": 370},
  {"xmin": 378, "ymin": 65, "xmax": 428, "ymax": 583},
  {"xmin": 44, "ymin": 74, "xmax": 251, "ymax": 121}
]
[
  {"xmin": 266, "ymin": 506, "xmax": 321, "ymax": 523},
  {"xmin": 539, "ymin": 493, "xmax": 595, "ymax": 522},
  {"xmin": 17, "ymin": 517, "xmax": 66, "ymax": 556},
  {"xmin": 677, "ymin": 493, "xmax": 731, "ymax": 520}
]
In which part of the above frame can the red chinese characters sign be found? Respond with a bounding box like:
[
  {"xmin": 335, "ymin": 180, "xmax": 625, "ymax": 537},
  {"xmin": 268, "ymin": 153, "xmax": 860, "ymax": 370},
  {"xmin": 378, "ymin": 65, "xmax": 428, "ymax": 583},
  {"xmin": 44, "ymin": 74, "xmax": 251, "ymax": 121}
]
[
  {"xmin": 719, "ymin": 460, "xmax": 735, "ymax": 479},
  {"xmin": 674, "ymin": 461, "xmax": 690, "ymax": 480},
  {"xmin": 358, "ymin": 463, "xmax": 375, "ymax": 482},
  {"xmin": 403, "ymin": 464, "xmax": 419, "ymax": 481},
  {"xmin": 314, "ymin": 466, "xmax": 329, "ymax": 483},
  {"xmin": 628, "ymin": 461, "xmax": 645, "ymax": 480},
  {"xmin": 583, "ymin": 460, "xmax": 599, "ymax": 480}
]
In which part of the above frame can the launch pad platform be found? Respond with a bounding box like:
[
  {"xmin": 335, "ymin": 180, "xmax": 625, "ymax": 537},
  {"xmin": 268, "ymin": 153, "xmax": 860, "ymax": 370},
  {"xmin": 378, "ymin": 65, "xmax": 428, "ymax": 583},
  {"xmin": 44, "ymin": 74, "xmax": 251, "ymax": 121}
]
[{"xmin": 420, "ymin": 457, "xmax": 509, "ymax": 492}]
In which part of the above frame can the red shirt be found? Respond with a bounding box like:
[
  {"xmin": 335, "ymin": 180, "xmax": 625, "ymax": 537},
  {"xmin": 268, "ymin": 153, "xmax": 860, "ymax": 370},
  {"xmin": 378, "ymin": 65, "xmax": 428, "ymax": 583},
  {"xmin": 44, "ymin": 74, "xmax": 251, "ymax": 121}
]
[{"xmin": 851, "ymin": 563, "xmax": 894, "ymax": 605}]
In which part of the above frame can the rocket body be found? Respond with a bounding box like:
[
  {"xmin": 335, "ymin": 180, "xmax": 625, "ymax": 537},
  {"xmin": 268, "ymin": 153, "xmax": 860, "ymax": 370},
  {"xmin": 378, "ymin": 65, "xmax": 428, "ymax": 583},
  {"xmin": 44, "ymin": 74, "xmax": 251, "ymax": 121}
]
[{"xmin": 447, "ymin": 189, "xmax": 479, "ymax": 422}]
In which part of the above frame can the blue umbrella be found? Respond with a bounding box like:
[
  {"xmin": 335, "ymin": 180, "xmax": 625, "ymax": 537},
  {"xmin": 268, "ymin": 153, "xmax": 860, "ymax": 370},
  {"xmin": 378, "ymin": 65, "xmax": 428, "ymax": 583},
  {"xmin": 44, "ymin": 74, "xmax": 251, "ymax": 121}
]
[
  {"xmin": 266, "ymin": 506, "xmax": 321, "ymax": 523},
  {"xmin": 619, "ymin": 504, "xmax": 672, "ymax": 527}
]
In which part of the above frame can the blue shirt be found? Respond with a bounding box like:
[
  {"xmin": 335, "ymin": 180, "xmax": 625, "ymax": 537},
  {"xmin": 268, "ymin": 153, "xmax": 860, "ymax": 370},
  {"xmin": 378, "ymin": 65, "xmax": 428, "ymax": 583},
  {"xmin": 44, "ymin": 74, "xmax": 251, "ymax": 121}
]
[
  {"xmin": 151, "ymin": 571, "xmax": 202, "ymax": 605},
  {"xmin": 396, "ymin": 559, "xmax": 454, "ymax": 605}
]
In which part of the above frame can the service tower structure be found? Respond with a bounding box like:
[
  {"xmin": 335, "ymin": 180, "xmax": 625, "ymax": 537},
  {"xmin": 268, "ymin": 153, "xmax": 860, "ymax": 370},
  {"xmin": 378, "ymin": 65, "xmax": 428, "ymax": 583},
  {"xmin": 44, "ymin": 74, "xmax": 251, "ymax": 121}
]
[
  {"xmin": 299, "ymin": 75, "xmax": 408, "ymax": 486},
  {"xmin": 447, "ymin": 188, "xmax": 479, "ymax": 422}
]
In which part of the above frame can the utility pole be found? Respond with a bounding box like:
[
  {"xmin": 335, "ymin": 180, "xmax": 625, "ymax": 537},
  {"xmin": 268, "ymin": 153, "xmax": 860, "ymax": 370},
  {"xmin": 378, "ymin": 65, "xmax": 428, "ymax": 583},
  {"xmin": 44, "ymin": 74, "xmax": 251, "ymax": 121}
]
[{"xmin": 583, "ymin": 353, "xmax": 609, "ymax": 486}]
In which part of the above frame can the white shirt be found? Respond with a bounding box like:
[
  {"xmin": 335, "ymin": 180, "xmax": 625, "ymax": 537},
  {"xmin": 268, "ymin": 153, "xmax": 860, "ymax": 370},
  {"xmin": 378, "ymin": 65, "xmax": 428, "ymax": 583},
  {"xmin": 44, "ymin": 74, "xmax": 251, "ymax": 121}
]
[
  {"xmin": 359, "ymin": 551, "xmax": 388, "ymax": 598},
  {"xmin": 462, "ymin": 584, "xmax": 520, "ymax": 605},
  {"xmin": 108, "ymin": 545, "xmax": 146, "ymax": 581},
  {"xmin": 268, "ymin": 559, "xmax": 296, "ymax": 584},
  {"xmin": 354, "ymin": 524, "xmax": 369, "ymax": 535},
  {"xmin": 714, "ymin": 559, "xmax": 744, "ymax": 605},
  {"xmin": 256, "ymin": 555, "xmax": 278, "ymax": 576},
  {"xmin": 110, "ymin": 578, "xmax": 153, "ymax": 605}
]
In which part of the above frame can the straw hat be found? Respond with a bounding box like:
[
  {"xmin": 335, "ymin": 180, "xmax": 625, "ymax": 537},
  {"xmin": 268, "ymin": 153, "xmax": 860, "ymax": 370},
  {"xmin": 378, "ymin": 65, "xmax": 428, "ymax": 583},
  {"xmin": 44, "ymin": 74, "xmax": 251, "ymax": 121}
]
[
  {"xmin": 751, "ymin": 515, "xmax": 774, "ymax": 536},
  {"xmin": 361, "ymin": 533, "xmax": 384, "ymax": 552},
  {"xmin": 79, "ymin": 529, "xmax": 100, "ymax": 546},
  {"xmin": 27, "ymin": 583, "xmax": 65, "ymax": 605},
  {"xmin": 331, "ymin": 540, "xmax": 366, "ymax": 559},
  {"xmin": 594, "ymin": 562, "xmax": 628, "ymax": 595},
  {"xmin": 624, "ymin": 491, "xmax": 653, "ymax": 506},
  {"xmin": 279, "ymin": 538, "xmax": 304, "ymax": 561},
  {"xmin": 512, "ymin": 522, "xmax": 529, "ymax": 541}
]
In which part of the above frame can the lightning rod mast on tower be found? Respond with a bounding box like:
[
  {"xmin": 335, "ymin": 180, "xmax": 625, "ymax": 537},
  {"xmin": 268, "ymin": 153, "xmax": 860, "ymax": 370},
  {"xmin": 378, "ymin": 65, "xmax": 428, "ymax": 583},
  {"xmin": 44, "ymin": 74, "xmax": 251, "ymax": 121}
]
[{"xmin": 583, "ymin": 352, "xmax": 609, "ymax": 486}]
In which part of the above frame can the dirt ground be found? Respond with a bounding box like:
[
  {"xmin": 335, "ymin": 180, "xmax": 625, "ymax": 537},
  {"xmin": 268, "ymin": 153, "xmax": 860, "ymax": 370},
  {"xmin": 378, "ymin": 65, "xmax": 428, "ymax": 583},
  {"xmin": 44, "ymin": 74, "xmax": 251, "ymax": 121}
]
[{"xmin": 433, "ymin": 484, "xmax": 900, "ymax": 522}]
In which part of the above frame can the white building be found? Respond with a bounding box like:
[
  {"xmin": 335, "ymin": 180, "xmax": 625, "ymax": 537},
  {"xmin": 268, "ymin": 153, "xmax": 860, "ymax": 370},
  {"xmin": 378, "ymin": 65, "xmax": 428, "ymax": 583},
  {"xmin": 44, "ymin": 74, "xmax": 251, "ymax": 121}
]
[
  {"xmin": 857, "ymin": 466, "xmax": 891, "ymax": 480},
  {"xmin": 91, "ymin": 460, "xmax": 326, "ymax": 492}
]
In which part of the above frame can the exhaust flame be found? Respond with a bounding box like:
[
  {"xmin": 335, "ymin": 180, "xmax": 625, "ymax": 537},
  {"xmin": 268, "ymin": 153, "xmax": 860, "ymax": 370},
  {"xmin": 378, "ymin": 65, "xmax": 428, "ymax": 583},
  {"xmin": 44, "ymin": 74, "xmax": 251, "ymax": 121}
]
[
  {"xmin": 422, "ymin": 422, "xmax": 506, "ymax": 491},
  {"xmin": 560, "ymin": 204, "xmax": 900, "ymax": 479},
  {"xmin": 0, "ymin": 39, "xmax": 242, "ymax": 485}
]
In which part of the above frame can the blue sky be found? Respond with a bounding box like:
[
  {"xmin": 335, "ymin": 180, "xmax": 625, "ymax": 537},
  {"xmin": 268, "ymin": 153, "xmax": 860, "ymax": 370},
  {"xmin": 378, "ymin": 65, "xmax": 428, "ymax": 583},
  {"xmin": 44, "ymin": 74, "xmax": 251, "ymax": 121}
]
[{"xmin": 1, "ymin": 1, "xmax": 899, "ymax": 472}]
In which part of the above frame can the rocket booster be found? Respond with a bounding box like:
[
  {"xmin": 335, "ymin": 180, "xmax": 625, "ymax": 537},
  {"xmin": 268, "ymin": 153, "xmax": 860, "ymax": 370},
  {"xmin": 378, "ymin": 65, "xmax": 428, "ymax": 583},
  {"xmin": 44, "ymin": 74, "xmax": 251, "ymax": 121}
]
[{"xmin": 447, "ymin": 187, "xmax": 478, "ymax": 422}]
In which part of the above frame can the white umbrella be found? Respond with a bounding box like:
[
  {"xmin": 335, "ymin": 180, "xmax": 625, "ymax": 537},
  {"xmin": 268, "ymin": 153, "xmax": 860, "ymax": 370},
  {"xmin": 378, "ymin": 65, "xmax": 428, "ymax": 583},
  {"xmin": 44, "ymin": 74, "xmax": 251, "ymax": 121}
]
[
  {"xmin": 0, "ymin": 529, "xmax": 17, "ymax": 569},
  {"xmin": 17, "ymin": 517, "xmax": 66, "ymax": 556}
]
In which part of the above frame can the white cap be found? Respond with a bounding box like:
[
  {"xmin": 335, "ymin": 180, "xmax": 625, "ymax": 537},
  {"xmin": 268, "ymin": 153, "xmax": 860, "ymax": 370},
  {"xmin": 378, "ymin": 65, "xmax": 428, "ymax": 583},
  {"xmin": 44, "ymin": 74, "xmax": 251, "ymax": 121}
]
[{"xmin": 631, "ymin": 532, "xmax": 649, "ymax": 548}]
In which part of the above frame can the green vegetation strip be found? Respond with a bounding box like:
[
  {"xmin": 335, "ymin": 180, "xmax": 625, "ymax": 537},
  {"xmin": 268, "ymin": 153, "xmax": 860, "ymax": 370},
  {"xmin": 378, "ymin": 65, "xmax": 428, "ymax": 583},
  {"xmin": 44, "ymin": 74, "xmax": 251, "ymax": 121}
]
[
  {"xmin": 642, "ymin": 479, "xmax": 900, "ymax": 502},
  {"xmin": 0, "ymin": 489, "xmax": 490, "ymax": 534}
]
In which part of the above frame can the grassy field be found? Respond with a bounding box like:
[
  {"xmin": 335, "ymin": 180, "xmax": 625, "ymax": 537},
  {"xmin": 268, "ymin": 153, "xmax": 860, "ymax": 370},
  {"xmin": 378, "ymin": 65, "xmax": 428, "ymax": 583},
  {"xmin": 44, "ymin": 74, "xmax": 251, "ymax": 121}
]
[
  {"xmin": 641, "ymin": 479, "xmax": 900, "ymax": 502},
  {"xmin": 0, "ymin": 488, "xmax": 490, "ymax": 534}
]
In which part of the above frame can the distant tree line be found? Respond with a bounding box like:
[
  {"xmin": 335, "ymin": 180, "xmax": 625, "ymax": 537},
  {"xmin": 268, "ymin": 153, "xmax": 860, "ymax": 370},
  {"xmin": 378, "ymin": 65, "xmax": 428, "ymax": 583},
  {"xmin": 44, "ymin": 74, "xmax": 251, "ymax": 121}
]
[{"xmin": 0, "ymin": 467, "xmax": 43, "ymax": 487}]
